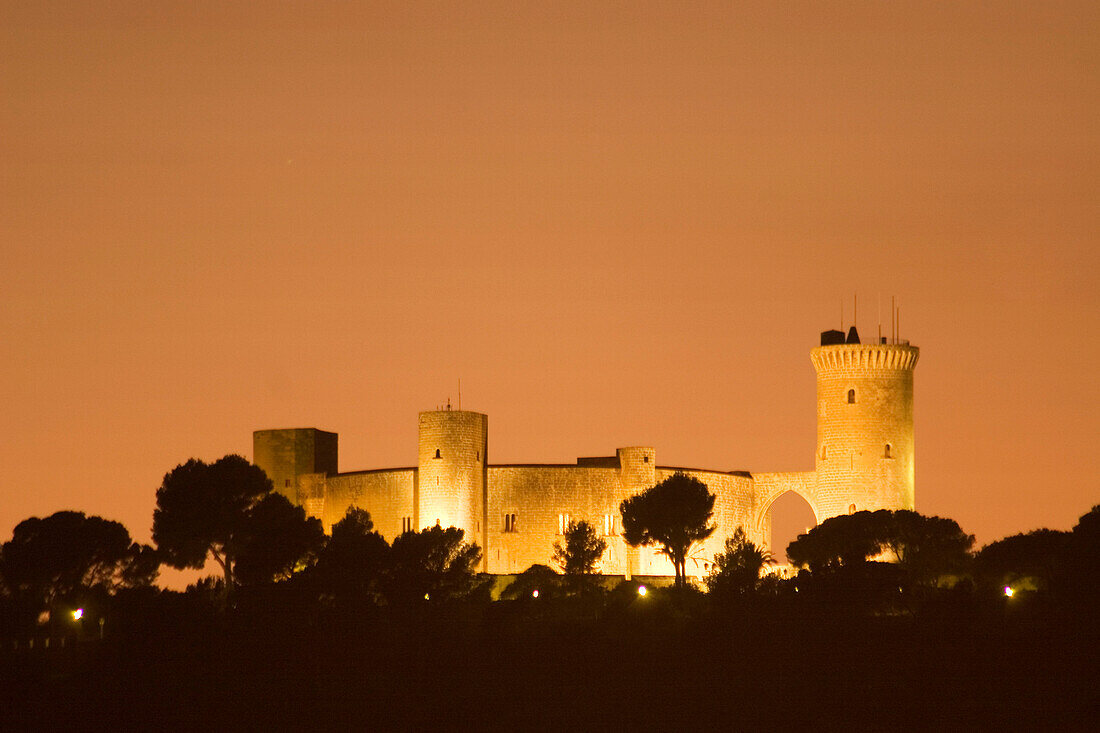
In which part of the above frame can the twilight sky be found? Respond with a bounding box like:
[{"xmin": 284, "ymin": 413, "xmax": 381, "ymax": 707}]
[{"xmin": 2, "ymin": 2, "xmax": 1097, "ymax": 577}]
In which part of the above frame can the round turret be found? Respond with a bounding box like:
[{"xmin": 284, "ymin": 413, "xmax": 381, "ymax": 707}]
[
  {"xmin": 417, "ymin": 409, "xmax": 488, "ymax": 544},
  {"xmin": 811, "ymin": 329, "xmax": 919, "ymax": 520}
]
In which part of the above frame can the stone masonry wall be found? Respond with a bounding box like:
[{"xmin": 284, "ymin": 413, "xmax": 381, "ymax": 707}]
[
  {"xmin": 417, "ymin": 411, "xmax": 487, "ymax": 547},
  {"xmin": 654, "ymin": 468, "xmax": 757, "ymax": 576},
  {"xmin": 253, "ymin": 428, "xmax": 338, "ymax": 502},
  {"xmin": 812, "ymin": 344, "xmax": 918, "ymax": 520},
  {"xmin": 319, "ymin": 468, "xmax": 416, "ymax": 540}
]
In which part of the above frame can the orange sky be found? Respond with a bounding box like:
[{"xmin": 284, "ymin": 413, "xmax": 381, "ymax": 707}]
[{"xmin": 2, "ymin": 2, "xmax": 1097, "ymax": 577}]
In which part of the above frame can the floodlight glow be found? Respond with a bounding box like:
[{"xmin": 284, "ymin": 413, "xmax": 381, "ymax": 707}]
[
  {"xmin": 532, "ymin": 589, "xmax": 539, "ymax": 598},
  {"xmin": 637, "ymin": 585, "xmax": 647, "ymax": 597},
  {"xmin": 71, "ymin": 609, "xmax": 83, "ymax": 621},
  {"xmin": 1003, "ymin": 586, "xmax": 1014, "ymax": 598}
]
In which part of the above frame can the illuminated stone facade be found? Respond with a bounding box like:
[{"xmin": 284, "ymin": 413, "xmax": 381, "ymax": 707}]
[{"xmin": 254, "ymin": 328, "xmax": 918, "ymax": 578}]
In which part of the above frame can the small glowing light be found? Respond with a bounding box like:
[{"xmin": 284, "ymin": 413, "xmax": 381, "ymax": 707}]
[
  {"xmin": 424, "ymin": 593, "xmax": 430, "ymax": 601},
  {"xmin": 637, "ymin": 585, "xmax": 647, "ymax": 597},
  {"xmin": 1003, "ymin": 586, "xmax": 1014, "ymax": 598},
  {"xmin": 71, "ymin": 609, "xmax": 84, "ymax": 621},
  {"xmin": 532, "ymin": 589, "xmax": 539, "ymax": 598}
]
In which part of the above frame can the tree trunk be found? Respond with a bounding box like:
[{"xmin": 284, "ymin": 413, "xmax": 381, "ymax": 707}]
[{"xmin": 210, "ymin": 547, "xmax": 234, "ymax": 599}]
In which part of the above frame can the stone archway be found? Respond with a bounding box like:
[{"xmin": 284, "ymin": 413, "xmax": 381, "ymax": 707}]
[
  {"xmin": 762, "ymin": 491, "xmax": 818, "ymax": 563},
  {"xmin": 750, "ymin": 472, "xmax": 820, "ymax": 559}
]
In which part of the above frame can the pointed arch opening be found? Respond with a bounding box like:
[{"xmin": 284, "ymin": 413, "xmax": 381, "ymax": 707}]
[{"xmin": 766, "ymin": 491, "xmax": 818, "ymax": 564}]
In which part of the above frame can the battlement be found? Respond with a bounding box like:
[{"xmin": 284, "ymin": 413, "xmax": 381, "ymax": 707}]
[{"xmin": 810, "ymin": 343, "xmax": 919, "ymax": 372}]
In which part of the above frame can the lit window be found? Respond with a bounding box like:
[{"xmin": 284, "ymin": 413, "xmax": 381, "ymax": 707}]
[
  {"xmin": 558, "ymin": 514, "xmax": 571, "ymax": 534},
  {"xmin": 847, "ymin": 389, "xmax": 856, "ymax": 404},
  {"xmin": 604, "ymin": 514, "xmax": 617, "ymax": 536}
]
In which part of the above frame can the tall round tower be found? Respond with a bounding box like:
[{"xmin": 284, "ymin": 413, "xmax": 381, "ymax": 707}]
[
  {"xmin": 811, "ymin": 327, "xmax": 919, "ymax": 520},
  {"xmin": 417, "ymin": 408, "xmax": 488, "ymax": 543}
]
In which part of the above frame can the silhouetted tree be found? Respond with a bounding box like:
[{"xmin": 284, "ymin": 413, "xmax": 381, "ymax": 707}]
[
  {"xmin": 875, "ymin": 510, "xmax": 973, "ymax": 586},
  {"xmin": 620, "ymin": 472, "xmax": 716, "ymax": 588},
  {"xmin": 552, "ymin": 520, "xmax": 607, "ymax": 575},
  {"xmin": 787, "ymin": 512, "xmax": 878, "ymax": 572},
  {"xmin": 0, "ymin": 511, "xmax": 158, "ymax": 619},
  {"xmin": 1072, "ymin": 504, "xmax": 1100, "ymax": 565},
  {"xmin": 233, "ymin": 493, "xmax": 325, "ymax": 586},
  {"xmin": 975, "ymin": 529, "xmax": 1069, "ymax": 593},
  {"xmin": 501, "ymin": 563, "xmax": 562, "ymax": 601},
  {"xmin": 1066, "ymin": 504, "xmax": 1100, "ymax": 601},
  {"xmin": 704, "ymin": 527, "xmax": 773, "ymax": 598},
  {"xmin": 788, "ymin": 509, "xmax": 973, "ymax": 587},
  {"xmin": 153, "ymin": 455, "xmax": 273, "ymax": 591},
  {"xmin": 383, "ymin": 525, "xmax": 481, "ymax": 605},
  {"xmin": 312, "ymin": 507, "xmax": 389, "ymax": 603}
]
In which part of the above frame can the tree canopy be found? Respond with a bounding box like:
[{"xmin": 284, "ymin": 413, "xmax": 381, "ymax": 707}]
[
  {"xmin": 974, "ymin": 528, "xmax": 1069, "ymax": 592},
  {"xmin": 620, "ymin": 472, "xmax": 716, "ymax": 587},
  {"xmin": 704, "ymin": 526, "xmax": 773, "ymax": 598},
  {"xmin": 787, "ymin": 509, "xmax": 973, "ymax": 586},
  {"xmin": 0, "ymin": 511, "xmax": 157, "ymax": 613},
  {"xmin": 233, "ymin": 494, "xmax": 325, "ymax": 586},
  {"xmin": 552, "ymin": 520, "xmax": 607, "ymax": 576},
  {"xmin": 384, "ymin": 525, "xmax": 482, "ymax": 605},
  {"xmin": 311, "ymin": 507, "xmax": 389, "ymax": 603},
  {"xmin": 153, "ymin": 454, "xmax": 318, "ymax": 590},
  {"xmin": 501, "ymin": 563, "xmax": 562, "ymax": 601}
]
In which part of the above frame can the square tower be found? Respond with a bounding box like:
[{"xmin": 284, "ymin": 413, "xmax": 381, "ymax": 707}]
[{"xmin": 253, "ymin": 428, "xmax": 338, "ymax": 503}]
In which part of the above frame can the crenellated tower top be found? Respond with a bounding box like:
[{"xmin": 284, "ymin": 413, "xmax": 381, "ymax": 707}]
[{"xmin": 810, "ymin": 343, "xmax": 919, "ymax": 372}]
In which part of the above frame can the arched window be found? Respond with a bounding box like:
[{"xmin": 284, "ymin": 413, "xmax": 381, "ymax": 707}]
[
  {"xmin": 884, "ymin": 444, "xmax": 892, "ymax": 459},
  {"xmin": 847, "ymin": 389, "xmax": 856, "ymax": 404},
  {"xmin": 820, "ymin": 444, "xmax": 828, "ymax": 460},
  {"xmin": 848, "ymin": 504, "xmax": 857, "ymax": 514},
  {"xmin": 434, "ymin": 448, "xmax": 441, "ymax": 459}
]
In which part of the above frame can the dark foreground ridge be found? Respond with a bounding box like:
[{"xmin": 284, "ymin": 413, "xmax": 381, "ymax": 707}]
[{"xmin": 2, "ymin": 587, "xmax": 1097, "ymax": 731}]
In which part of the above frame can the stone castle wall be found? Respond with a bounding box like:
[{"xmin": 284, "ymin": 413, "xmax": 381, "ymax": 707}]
[
  {"xmin": 253, "ymin": 331, "xmax": 920, "ymax": 578},
  {"xmin": 320, "ymin": 468, "xmax": 416, "ymax": 541},
  {"xmin": 487, "ymin": 464, "xmax": 625, "ymax": 574}
]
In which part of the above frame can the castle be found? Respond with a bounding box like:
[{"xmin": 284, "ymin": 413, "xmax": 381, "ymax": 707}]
[{"xmin": 253, "ymin": 327, "xmax": 918, "ymax": 579}]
